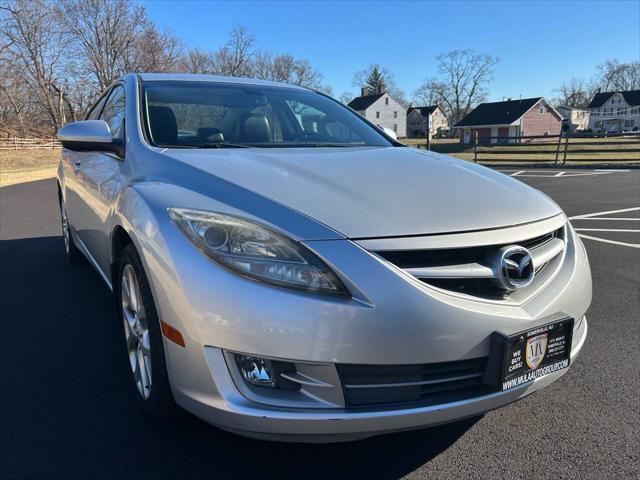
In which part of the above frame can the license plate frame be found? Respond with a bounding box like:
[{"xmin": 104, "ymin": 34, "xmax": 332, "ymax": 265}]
[{"xmin": 486, "ymin": 315, "xmax": 574, "ymax": 392}]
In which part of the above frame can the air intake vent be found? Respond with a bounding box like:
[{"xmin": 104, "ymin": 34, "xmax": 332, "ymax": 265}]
[{"xmin": 336, "ymin": 357, "xmax": 491, "ymax": 408}]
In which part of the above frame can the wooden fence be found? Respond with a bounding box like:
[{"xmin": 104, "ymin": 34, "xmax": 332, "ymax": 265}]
[
  {"xmin": 419, "ymin": 132, "xmax": 640, "ymax": 164},
  {"xmin": 0, "ymin": 137, "xmax": 61, "ymax": 150}
]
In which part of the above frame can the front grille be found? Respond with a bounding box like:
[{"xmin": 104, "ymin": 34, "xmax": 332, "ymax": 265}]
[
  {"xmin": 336, "ymin": 357, "xmax": 491, "ymax": 409},
  {"xmin": 376, "ymin": 227, "xmax": 565, "ymax": 299}
]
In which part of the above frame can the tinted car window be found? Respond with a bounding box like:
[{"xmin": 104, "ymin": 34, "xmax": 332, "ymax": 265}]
[
  {"xmin": 141, "ymin": 81, "xmax": 394, "ymax": 148},
  {"xmin": 100, "ymin": 85, "xmax": 126, "ymax": 139},
  {"xmin": 86, "ymin": 94, "xmax": 108, "ymax": 120}
]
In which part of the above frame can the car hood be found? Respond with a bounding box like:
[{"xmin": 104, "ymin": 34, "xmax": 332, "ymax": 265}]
[{"xmin": 163, "ymin": 146, "xmax": 563, "ymax": 239}]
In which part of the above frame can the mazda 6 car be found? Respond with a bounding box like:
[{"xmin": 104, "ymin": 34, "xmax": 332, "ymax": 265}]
[{"xmin": 56, "ymin": 73, "xmax": 591, "ymax": 442}]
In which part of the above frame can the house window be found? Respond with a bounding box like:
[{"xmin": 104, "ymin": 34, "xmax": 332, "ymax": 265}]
[
  {"xmin": 393, "ymin": 124, "xmax": 397, "ymax": 131},
  {"xmin": 393, "ymin": 111, "xmax": 397, "ymax": 118},
  {"xmin": 624, "ymin": 120, "xmax": 634, "ymax": 128},
  {"xmin": 376, "ymin": 111, "xmax": 380, "ymax": 119},
  {"xmin": 385, "ymin": 97, "xmax": 389, "ymax": 105},
  {"xmin": 539, "ymin": 106, "xmax": 545, "ymax": 114}
]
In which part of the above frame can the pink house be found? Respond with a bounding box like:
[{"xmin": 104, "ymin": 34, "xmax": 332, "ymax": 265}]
[{"xmin": 454, "ymin": 97, "xmax": 562, "ymax": 143}]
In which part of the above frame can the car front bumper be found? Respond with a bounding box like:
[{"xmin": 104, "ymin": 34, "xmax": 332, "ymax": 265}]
[
  {"xmin": 134, "ymin": 195, "xmax": 592, "ymax": 442},
  {"xmin": 169, "ymin": 315, "xmax": 587, "ymax": 443}
]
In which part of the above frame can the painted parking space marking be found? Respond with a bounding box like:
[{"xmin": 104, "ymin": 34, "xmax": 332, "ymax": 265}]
[
  {"xmin": 571, "ymin": 217, "xmax": 639, "ymax": 221},
  {"xmin": 574, "ymin": 228, "xmax": 640, "ymax": 233},
  {"xmin": 577, "ymin": 234, "xmax": 640, "ymax": 249},
  {"xmin": 570, "ymin": 207, "xmax": 640, "ymax": 249},
  {"xmin": 498, "ymin": 169, "xmax": 633, "ymax": 178},
  {"xmin": 569, "ymin": 207, "xmax": 640, "ymax": 220}
]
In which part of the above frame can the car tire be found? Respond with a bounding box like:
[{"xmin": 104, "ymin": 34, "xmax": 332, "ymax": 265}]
[
  {"xmin": 59, "ymin": 192, "xmax": 84, "ymax": 265},
  {"xmin": 116, "ymin": 244, "xmax": 179, "ymax": 419}
]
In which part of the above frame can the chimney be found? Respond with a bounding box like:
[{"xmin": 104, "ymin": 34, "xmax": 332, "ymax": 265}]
[{"xmin": 361, "ymin": 87, "xmax": 372, "ymax": 97}]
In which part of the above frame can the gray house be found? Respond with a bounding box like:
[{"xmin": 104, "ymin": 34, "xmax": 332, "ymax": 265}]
[
  {"xmin": 407, "ymin": 105, "xmax": 449, "ymax": 138},
  {"xmin": 348, "ymin": 88, "xmax": 407, "ymax": 137}
]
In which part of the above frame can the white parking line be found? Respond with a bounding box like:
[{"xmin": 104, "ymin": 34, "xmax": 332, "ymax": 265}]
[
  {"xmin": 571, "ymin": 217, "xmax": 639, "ymax": 221},
  {"xmin": 499, "ymin": 169, "xmax": 633, "ymax": 178},
  {"xmin": 575, "ymin": 228, "xmax": 640, "ymax": 233},
  {"xmin": 510, "ymin": 172, "xmax": 613, "ymax": 178},
  {"xmin": 569, "ymin": 207, "xmax": 640, "ymax": 220},
  {"xmin": 578, "ymin": 234, "xmax": 640, "ymax": 249}
]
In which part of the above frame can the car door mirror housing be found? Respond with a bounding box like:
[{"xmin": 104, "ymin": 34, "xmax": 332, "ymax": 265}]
[
  {"xmin": 57, "ymin": 120, "xmax": 124, "ymax": 157},
  {"xmin": 377, "ymin": 124, "xmax": 398, "ymax": 141}
]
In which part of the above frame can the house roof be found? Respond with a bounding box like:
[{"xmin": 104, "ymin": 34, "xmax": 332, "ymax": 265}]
[
  {"xmin": 348, "ymin": 93, "xmax": 385, "ymax": 111},
  {"xmin": 588, "ymin": 90, "xmax": 640, "ymax": 108},
  {"xmin": 408, "ymin": 105, "xmax": 438, "ymax": 116},
  {"xmin": 455, "ymin": 97, "xmax": 543, "ymax": 127}
]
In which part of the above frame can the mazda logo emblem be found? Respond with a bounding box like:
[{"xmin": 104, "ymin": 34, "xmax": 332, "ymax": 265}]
[{"xmin": 497, "ymin": 245, "xmax": 534, "ymax": 290}]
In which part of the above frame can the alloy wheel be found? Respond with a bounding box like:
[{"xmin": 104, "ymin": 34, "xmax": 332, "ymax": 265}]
[{"xmin": 121, "ymin": 264, "xmax": 152, "ymax": 399}]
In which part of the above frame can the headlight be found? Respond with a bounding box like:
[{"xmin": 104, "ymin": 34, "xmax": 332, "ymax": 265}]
[{"xmin": 168, "ymin": 208, "xmax": 349, "ymax": 297}]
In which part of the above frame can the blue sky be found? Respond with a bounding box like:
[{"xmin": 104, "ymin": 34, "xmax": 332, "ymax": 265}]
[{"xmin": 143, "ymin": 0, "xmax": 640, "ymax": 102}]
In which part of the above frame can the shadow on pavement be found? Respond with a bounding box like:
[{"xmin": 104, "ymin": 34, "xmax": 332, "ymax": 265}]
[{"xmin": 0, "ymin": 233, "xmax": 478, "ymax": 479}]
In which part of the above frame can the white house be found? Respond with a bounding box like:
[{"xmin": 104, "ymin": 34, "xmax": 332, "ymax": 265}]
[
  {"xmin": 556, "ymin": 106, "xmax": 590, "ymax": 132},
  {"xmin": 587, "ymin": 90, "xmax": 640, "ymax": 133},
  {"xmin": 406, "ymin": 105, "xmax": 449, "ymax": 138},
  {"xmin": 348, "ymin": 88, "xmax": 407, "ymax": 137}
]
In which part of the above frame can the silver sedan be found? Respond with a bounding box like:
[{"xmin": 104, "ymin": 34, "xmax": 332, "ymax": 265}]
[{"xmin": 56, "ymin": 73, "xmax": 591, "ymax": 442}]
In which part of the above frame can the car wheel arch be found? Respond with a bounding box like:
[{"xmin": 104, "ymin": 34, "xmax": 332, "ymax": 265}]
[{"xmin": 110, "ymin": 225, "xmax": 134, "ymax": 281}]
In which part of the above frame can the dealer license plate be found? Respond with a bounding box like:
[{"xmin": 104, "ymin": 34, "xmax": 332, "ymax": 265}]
[{"xmin": 499, "ymin": 317, "xmax": 574, "ymax": 391}]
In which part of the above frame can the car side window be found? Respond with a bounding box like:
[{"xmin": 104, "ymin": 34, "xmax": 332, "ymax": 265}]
[
  {"xmin": 86, "ymin": 94, "xmax": 109, "ymax": 120},
  {"xmin": 100, "ymin": 85, "xmax": 126, "ymax": 139}
]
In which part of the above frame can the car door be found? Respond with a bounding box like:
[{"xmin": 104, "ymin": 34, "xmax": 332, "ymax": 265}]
[
  {"xmin": 63, "ymin": 90, "xmax": 109, "ymax": 241},
  {"xmin": 72, "ymin": 84, "xmax": 126, "ymax": 277}
]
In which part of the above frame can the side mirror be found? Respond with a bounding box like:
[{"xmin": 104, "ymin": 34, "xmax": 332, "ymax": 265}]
[
  {"xmin": 377, "ymin": 124, "xmax": 398, "ymax": 141},
  {"xmin": 57, "ymin": 120, "xmax": 124, "ymax": 157}
]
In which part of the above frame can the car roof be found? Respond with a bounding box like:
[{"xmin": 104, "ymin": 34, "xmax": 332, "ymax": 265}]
[{"xmin": 135, "ymin": 73, "xmax": 309, "ymax": 90}]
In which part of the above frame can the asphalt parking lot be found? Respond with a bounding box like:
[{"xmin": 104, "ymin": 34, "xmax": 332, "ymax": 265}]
[{"xmin": 1, "ymin": 169, "xmax": 638, "ymax": 480}]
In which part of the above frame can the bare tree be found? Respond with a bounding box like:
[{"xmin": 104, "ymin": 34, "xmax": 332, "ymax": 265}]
[
  {"xmin": 414, "ymin": 49, "xmax": 499, "ymax": 124},
  {"xmin": 594, "ymin": 59, "xmax": 640, "ymax": 92},
  {"xmin": 338, "ymin": 91, "xmax": 353, "ymax": 105},
  {"xmin": 0, "ymin": 70, "xmax": 29, "ymax": 136},
  {"xmin": 212, "ymin": 25, "xmax": 255, "ymax": 77},
  {"xmin": 253, "ymin": 51, "xmax": 325, "ymax": 89},
  {"xmin": 180, "ymin": 47, "xmax": 216, "ymax": 74},
  {"xmin": 126, "ymin": 24, "xmax": 182, "ymax": 73},
  {"xmin": 55, "ymin": 0, "xmax": 147, "ymax": 90},
  {"xmin": 1, "ymin": 0, "xmax": 76, "ymax": 131},
  {"xmin": 412, "ymin": 82, "xmax": 440, "ymax": 106},
  {"xmin": 552, "ymin": 78, "xmax": 591, "ymax": 108},
  {"xmin": 1, "ymin": 13, "xmax": 330, "ymax": 135}
]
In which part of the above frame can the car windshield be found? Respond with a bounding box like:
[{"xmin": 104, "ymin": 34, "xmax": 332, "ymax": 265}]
[{"xmin": 140, "ymin": 81, "xmax": 394, "ymax": 148}]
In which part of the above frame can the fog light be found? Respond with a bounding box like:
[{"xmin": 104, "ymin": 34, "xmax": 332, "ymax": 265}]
[{"xmin": 235, "ymin": 355, "xmax": 276, "ymax": 387}]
